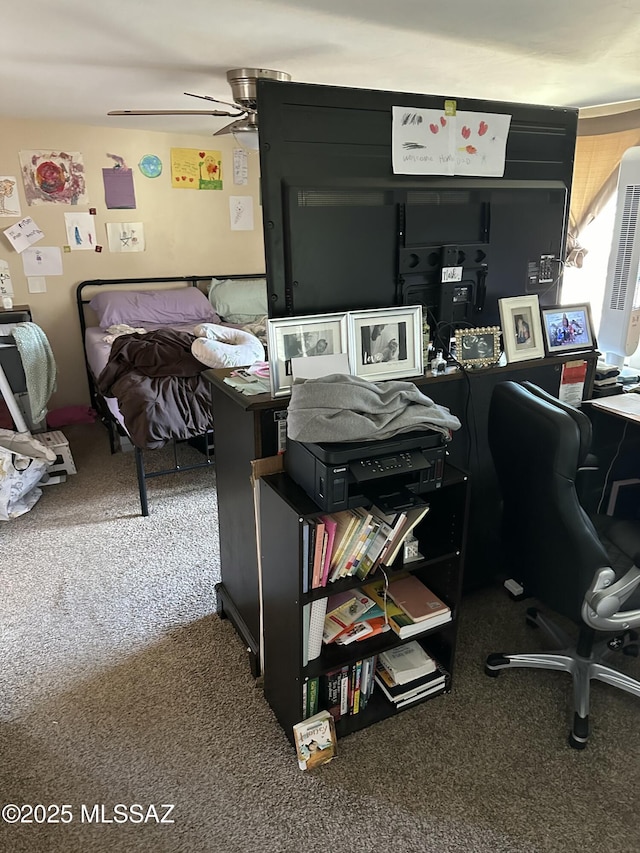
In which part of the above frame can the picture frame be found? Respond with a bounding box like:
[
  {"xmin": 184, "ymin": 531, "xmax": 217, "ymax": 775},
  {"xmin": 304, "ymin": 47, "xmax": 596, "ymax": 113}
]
[
  {"xmin": 454, "ymin": 326, "xmax": 501, "ymax": 369},
  {"xmin": 540, "ymin": 303, "xmax": 597, "ymax": 355},
  {"xmin": 267, "ymin": 312, "xmax": 348, "ymax": 396},
  {"xmin": 347, "ymin": 305, "xmax": 423, "ymax": 382},
  {"xmin": 498, "ymin": 294, "xmax": 545, "ymax": 363}
]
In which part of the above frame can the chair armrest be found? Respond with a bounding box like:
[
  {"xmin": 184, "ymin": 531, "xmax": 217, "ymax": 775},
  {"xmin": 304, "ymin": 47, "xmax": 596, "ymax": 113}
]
[{"xmin": 582, "ymin": 564, "xmax": 640, "ymax": 630}]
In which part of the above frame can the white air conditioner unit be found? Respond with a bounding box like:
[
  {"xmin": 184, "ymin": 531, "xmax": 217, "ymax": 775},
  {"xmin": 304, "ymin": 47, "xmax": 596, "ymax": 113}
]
[{"xmin": 598, "ymin": 146, "xmax": 640, "ymax": 366}]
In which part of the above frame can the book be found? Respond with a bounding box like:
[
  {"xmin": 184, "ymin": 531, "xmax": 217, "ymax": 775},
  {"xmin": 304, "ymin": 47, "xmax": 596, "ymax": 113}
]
[
  {"xmin": 319, "ymin": 515, "xmax": 338, "ymax": 586},
  {"xmin": 376, "ymin": 673, "xmax": 447, "ymax": 708},
  {"xmin": 322, "ymin": 589, "xmax": 377, "ymax": 644},
  {"xmin": 385, "ymin": 574, "xmax": 451, "ymax": 624},
  {"xmin": 307, "ymin": 676, "xmax": 319, "ymax": 717},
  {"xmin": 301, "ymin": 520, "xmax": 311, "ymax": 594},
  {"xmin": 307, "ymin": 597, "xmax": 328, "ymax": 661},
  {"xmin": 361, "ymin": 577, "xmax": 449, "ymax": 639},
  {"xmin": 311, "ymin": 519, "xmax": 326, "ymax": 589},
  {"xmin": 323, "ymin": 664, "xmax": 348, "ymax": 721},
  {"xmin": 355, "ymin": 516, "xmax": 395, "ymax": 580},
  {"xmin": 342, "ymin": 509, "xmax": 375, "ymax": 576},
  {"xmin": 328, "ymin": 511, "xmax": 360, "ymax": 581},
  {"xmin": 351, "ymin": 659, "xmax": 363, "ymax": 715},
  {"xmin": 293, "ymin": 710, "xmax": 337, "ymax": 771},
  {"xmin": 380, "ymin": 504, "xmax": 431, "ymax": 567},
  {"xmin": 325, "ymin": 589, "xmax": 360, "ymax": 618},
  {"xmin": 334, "ymin": 615, "xmax": 391, "ymax": 645},
  {"xmin": 375, "ymin": 659, "xmax": 447, "ymax": 704},
  {"xmin": 332, "ymin": 512, "xmax": 369, "ymax": 579},
  {"xmin": 378, "ymin": 640, "xmax": 436, "ymax": 684}
]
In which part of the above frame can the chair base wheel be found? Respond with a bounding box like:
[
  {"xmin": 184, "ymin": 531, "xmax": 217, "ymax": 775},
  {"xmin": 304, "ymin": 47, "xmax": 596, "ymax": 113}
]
[
  {"xmin": 568, "ymin": 732, "xmax": 587, "ymax": 750},
  {"xmin": 525, "ymin": 606, "xmax": 539, "ymax": 628},
  {"xmin": 485, "ymin": 664, "xmax": 501, "ymax": 677}
]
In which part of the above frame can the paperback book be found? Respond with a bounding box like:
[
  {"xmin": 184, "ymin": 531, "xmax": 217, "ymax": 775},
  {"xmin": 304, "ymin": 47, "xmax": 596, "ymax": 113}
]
[{"xmin": 293, "ymin": 710, "xmax": 338, "ymax": 771}]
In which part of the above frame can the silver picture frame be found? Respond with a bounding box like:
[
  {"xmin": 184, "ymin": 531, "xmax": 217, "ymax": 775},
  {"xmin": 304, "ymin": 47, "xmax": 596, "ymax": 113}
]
[
  {"xmin": 347, "ymin": 305, "xmax": 423, "ymax": 382},
  {"xmin": 267, "ymin": 312, "xmax": 348, "ymax": 396},
  {"xmin": 454, "ymin": 325, "xmax": 501, "ymax": 368}
]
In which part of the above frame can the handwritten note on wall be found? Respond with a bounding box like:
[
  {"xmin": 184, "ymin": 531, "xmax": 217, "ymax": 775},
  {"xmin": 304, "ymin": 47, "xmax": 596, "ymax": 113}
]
[
  {"xmin": 3, "ymin": 217, "xmax": 44, "ymax": 253},
  {"xmin": 392, "ymin": 107, "xmax": 512, "ymax": 177}
]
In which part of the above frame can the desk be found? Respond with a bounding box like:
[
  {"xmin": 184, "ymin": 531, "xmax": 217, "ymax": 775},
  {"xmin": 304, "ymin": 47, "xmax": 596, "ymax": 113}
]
[
  {"xmin": 588, "ymin": 393, "xmax": 640, "ymax": 425},
  {"xmin": 585, "ymin": 393, "xmax": 640, "ymax": 519},
  {"xmin": 205, "ymin": 352, "xmax": 598, "ymax": 676}
]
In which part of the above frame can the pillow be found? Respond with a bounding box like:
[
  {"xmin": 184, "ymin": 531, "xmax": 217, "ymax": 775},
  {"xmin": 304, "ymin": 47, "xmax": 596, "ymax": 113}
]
[
  {"xmin": 191, "ymin": 323, "xmax": 265, "ymax": 368},
  {"xmin": 208, "ymin": 277, "xmax": 268, "ymax": 324},
  {"xmin": 90, "ymin": 287, "xmax": 218, "ymax": 328}
]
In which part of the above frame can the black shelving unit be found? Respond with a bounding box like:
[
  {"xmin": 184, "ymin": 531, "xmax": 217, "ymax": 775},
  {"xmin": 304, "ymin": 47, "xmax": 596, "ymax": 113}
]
[{"xmin": 259, "ymin": 465, "xmax": 469, "ymax": 745}]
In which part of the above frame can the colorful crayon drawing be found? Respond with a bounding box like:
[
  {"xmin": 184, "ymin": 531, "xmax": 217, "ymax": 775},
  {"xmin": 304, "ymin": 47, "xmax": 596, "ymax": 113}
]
[
  {"xmin": 170, "ymin": 148, "xmax": 223, "ymax": 190},
  {"xmin": 19, "ymin": 151, "xmax": 88, "ymax": 206}
]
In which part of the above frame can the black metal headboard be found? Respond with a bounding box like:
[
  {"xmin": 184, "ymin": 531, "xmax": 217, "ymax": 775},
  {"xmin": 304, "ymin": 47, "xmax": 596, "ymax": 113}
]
[{"xmin": 75, "ymin": 274, "xmax": 263, "ymax": 341}]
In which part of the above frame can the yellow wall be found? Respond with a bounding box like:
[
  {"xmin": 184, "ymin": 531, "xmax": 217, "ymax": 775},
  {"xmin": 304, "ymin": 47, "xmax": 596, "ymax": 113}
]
[{"xmin": 0, "ymin": 117, "xmax": 265, "ymax": 408}]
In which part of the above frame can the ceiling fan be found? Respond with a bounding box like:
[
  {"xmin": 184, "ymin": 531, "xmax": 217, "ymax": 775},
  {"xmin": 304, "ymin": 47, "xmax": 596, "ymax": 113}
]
[{"xmin": 108, "ymin": 67, "xmax": 291, "ymax": 149}]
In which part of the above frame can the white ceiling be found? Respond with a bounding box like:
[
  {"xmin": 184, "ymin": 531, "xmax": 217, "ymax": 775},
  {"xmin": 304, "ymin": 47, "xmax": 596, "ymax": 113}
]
[{"xmin": 3, "ymin": 0, "xmax": 639, "ymax": 137}]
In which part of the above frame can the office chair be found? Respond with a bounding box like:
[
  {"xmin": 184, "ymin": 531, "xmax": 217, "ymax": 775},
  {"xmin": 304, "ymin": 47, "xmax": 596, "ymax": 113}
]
[{"xmin": 485, "ymin": 380, "xmax": 640, "ymax": 748}]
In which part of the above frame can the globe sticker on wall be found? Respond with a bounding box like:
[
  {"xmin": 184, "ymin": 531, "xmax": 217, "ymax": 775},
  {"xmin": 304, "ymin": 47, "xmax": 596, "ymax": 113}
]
[{"xmin": 138, "ymin": 155, "xmax": 162, "ymax": 179}]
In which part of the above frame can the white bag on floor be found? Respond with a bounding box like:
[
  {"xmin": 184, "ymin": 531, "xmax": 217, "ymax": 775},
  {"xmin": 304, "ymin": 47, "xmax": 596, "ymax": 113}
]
[{"xmin": 0, "ymin": 428, "xmax": 57, "ymax": 520}]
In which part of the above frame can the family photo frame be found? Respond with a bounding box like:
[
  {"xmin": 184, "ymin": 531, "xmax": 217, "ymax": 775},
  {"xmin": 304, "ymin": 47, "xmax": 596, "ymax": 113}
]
[
  {"xmin": 347, "ymin": 305, "xmax": 423, "ymax": 383},
  {"xmin": 267, "ymin": 312, "xmax": 349, "ymax": 397},
  {"xmin": 498, "ymin": 295, "xmax": 545, "ymax": 363},
  {"xmin": 540, "ymin": 303, "xmax": 596, "ymax": 355},
  {"xmin": 267, "ymin": 305, "xmax": 424, "ymax": 395}
]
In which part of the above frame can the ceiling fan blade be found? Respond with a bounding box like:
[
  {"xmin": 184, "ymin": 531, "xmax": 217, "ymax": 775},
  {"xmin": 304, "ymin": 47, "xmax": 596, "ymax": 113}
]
[
  {"xmin": 184, "ymin": 92, "xmax": 257, "ymax": 115},
  {"xmin": 107, "ymin": 109, "xmax": 237, "ymax": 117}
]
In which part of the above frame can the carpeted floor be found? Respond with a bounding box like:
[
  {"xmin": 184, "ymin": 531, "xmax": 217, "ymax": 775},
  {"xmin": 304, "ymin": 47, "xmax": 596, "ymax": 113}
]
[{"xmin": 1, "ymin": 423, "xmax": 639, "ymax": 853}]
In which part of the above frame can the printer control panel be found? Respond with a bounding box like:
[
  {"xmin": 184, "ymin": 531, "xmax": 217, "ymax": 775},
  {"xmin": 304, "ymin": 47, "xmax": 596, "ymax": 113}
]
[{"xmin": 351, "ymin": 448, "xmax": 430, "ymax": 483}]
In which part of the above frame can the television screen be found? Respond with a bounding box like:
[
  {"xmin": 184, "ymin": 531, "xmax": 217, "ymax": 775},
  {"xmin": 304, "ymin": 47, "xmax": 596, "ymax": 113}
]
[{"xmin": 258, "ymin": 78, "xmax": 577, "ymax": 338}]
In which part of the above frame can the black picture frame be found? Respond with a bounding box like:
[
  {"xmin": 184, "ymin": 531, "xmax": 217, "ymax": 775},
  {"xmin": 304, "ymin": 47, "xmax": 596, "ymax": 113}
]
[{"xmin": 540, "ymin": 303, "xmax": 596, "ymax": 355}]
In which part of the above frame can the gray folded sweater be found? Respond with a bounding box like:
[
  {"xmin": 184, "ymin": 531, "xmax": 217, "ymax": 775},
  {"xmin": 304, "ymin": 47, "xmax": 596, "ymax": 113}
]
[{"xmin": 287, "ymin": 373, "xmax": 461, "ymax": 443}]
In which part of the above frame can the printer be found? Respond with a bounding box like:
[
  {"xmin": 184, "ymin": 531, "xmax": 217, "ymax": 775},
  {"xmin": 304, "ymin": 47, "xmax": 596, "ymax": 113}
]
[{"xmin": 285, "ymin": 430, "xmax": 446, "ymax": 514}]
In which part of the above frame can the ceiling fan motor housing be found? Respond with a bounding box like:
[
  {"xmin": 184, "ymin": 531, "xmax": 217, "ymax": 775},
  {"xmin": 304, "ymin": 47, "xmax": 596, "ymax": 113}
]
[{"xmin": 227, "ymin": 68, "xmax": 291, "ymax": 108}]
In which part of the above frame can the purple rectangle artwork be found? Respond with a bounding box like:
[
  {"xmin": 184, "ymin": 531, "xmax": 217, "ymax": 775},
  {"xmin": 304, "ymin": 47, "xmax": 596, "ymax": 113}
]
[{"xmin": 102, "ymin": 169, "xmax": 136, "ymax": 209}]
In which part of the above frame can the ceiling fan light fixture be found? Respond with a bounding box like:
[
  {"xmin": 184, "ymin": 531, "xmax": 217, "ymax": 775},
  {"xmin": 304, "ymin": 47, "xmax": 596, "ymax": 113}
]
[{"xmin": 214, "ymin": 113, "xmax": 260, "ymax": 150}]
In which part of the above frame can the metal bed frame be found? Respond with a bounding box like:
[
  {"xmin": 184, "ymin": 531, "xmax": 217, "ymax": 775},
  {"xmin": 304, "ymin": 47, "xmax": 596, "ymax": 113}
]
[{"xmin": 76, "ymin": 273, "xmax": 260, "ymax": 516}]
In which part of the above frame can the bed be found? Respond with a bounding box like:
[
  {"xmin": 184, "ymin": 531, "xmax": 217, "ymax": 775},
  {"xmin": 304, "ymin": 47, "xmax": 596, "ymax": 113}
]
[{"xmin": 76, "ymin": 274, "xmax": 267, "ymax": 515}]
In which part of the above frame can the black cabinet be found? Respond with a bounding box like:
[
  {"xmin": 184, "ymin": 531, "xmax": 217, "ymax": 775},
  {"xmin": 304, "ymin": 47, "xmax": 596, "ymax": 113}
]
[
  {"xmin": 258, "ymin": 466, "xmax": 469, "ymax": 744},
  {"xmin": 205, "ymin": 353, "xmax": 596, "ymax": 678}
]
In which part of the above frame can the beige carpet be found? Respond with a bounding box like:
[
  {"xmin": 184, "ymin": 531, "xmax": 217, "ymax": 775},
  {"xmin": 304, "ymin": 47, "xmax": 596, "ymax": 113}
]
[{"xmin": 1, "ymin": 423, "xmax": 639, "ymax": 853}]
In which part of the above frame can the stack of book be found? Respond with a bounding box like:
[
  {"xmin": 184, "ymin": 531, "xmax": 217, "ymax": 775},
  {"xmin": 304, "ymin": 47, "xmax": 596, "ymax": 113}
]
[
  {"xmin": 322, "ymin": 588, "xmax": 390, "ymax": 646},
  {"xmin": 362, "ymin": 574, "xmax": 452, "ymax": 639},
  {"xmin": 322, "ymin": 655, "xmax": 377, "ymax": 721},
  {"xmin": 374, "ymin": 642, "xmax": 447, "ymax": 708},
  {"xmin": 301, "ymin": 503, "xmax": 431, "ymax": 591}
]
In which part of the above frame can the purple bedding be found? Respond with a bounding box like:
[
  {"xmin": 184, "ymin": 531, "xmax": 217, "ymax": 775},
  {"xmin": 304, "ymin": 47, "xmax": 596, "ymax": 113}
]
[{"xmin": 97, "ymin": 328, "xmax": 213, "ymax": 450}]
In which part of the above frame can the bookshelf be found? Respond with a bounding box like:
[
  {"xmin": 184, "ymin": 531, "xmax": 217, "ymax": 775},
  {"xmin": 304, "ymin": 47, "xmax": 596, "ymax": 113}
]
[{"xmin": 259, "ymin": 465, "xmax": 469, "ymax": 745}]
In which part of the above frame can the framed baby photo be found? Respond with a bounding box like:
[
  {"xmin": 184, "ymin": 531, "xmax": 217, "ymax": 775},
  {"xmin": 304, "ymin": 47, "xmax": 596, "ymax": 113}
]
[
  {"xmin": 267, "ymin": 312, "xmax": 348, "ymax": 396},
  {"xmin": 347, "ymin": 305, "xmax": 423, "ymax": 382},
  {"xmin": 498, "ymin": 295, "xmax": 545, "ymax": 363},
  {"xmin": 454, "ymin": 326, "xmax": 501, "ymax": 368},
  {"xmin": 540, "ymin": 303, "xmax": 597, "ymax": 355}
]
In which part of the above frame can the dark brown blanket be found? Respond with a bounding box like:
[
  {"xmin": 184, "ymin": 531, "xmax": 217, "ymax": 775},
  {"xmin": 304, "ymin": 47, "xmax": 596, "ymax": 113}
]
[{"xmin": 97, "ymin": 328, "xmax": 213, "ymax": 449}]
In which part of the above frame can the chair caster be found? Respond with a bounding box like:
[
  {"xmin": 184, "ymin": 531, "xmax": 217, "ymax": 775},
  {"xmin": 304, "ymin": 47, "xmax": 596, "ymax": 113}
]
[
  {"xmin": 569, "ymin": 713, "xmax": 589, "ymax": 749},
  {"xmin": 525, "ymin": 607, "xmax": 539, "ymax": 628},
  {"xmin": 568, "ymin": 732, "xmax": 588, "ymax": 750},
  {"xmin": 485, "ymin": 653, "xmax": 509, "ymax": 677}
]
